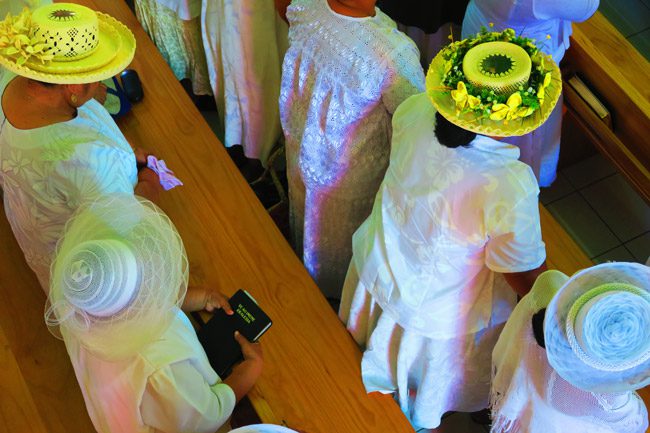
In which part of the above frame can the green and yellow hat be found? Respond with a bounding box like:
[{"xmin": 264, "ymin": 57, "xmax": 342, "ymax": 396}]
[
  {"xmin": 0, "ymin": 3, "xmax": 135, "ymax": 84},
  {"xmin": 426, "ymin": 27, "xmax": 561, "ymax": 137}
]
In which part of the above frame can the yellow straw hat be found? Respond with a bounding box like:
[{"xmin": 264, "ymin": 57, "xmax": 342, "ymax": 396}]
[
  {"xmin": 426, "ymin": 28, "xmax": 561, "ymax": 137},
  {"xmin": 0, "ymin": 3, "xmax": 135, "ymax": 84}
]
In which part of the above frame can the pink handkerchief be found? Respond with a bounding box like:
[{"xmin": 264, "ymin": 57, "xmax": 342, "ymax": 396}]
[{"xmin": 147, "ymin": 155, "xmax": 183, "ymax": 191}]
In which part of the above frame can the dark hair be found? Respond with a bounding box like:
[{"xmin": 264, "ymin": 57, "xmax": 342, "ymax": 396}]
[
  {"xmin": 434, "ymin": 112, "xmax": 476, "ymax": 148},
  {"xmin": 30, "ymin": 79, "xmax": 58, "ymax": 88},
  {"xmin": 532, "ymin": 308, "xmax": 546, "ymax": 349}
]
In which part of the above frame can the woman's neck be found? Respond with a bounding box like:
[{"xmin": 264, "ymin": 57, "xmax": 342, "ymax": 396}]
[
  {"xmin": 327, "ymin": 0, "xmax": 376, "ymax": 18},
  {"xmin": 3, "ymin": 77, "xmax": 76, "ymax": 130}
]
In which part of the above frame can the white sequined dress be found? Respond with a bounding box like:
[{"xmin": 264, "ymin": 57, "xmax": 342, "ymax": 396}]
[{"xmin": 279, "ymin": 0, "xmax": 425, "ymax": 298}]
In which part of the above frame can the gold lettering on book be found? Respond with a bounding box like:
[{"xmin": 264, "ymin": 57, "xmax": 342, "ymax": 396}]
[{"xmin": 236, "ymin": 304, "xmax": 256, "ymax": 324}]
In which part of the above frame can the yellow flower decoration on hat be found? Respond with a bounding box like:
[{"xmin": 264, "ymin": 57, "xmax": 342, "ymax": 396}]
[
  {"xmin": 490, "ymin": 92, "xmax": 534, "ymax": 123},
  {"xmin": 451, "ymin": 81, "xmax": 481, "ymax": 113},
  {"xmin": 0, "ymin": 8, "xmax": 53, "ymax": 65},
  {"xmin": 536, "ymin": 71, "xmax": 553, "ymax": 104}
]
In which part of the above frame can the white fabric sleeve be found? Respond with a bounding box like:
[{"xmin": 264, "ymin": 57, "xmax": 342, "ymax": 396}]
[
  {"xmin": 140, "ymin": 360, "xmax": 237, "ymax": 433},
  {"xmin": 51, "ymin": 141, "xmax": 136, "ymax": 207},
  {"xmin": 381, "ymin": 41, "xmax": 426, "ymax": 114},
  {"xmin": 533, "ymin": 0, "xmax": 599, "ymax": 22},
  {"xmin": 485, "ymin": 191, "xmax": 546, "ymax": 274}
]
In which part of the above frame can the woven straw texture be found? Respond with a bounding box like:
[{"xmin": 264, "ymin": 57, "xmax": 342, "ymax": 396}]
[
  {"xmin": 0, "ymin": 8, "xmax": 135, "ymax": 84},
  {"xmin": 425, "ymin": 45, "xmax": 561, "ymax": 137}
]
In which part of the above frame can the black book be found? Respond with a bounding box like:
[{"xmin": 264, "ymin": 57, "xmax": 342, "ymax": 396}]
[{"xmin": 197, "ymin": 289, "xmax": 272, "ymax": 378}]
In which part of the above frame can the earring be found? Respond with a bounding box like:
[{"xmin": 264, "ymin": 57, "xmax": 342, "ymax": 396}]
[{"xmin": 70, "ymin": 94, "xmax": 78, "ymax": 106}]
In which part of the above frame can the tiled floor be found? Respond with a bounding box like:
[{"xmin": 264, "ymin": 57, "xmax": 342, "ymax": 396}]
[
  {"xmin": 599, "ymin": 0, "xmax": 650, "ymax": 59},
  {"xmin": 541, "ymin": 153, "xmax": 650, "ymax": 265}
]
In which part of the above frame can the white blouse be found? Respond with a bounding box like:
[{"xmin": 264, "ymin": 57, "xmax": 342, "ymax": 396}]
[
  {"xmin": 351, "ymin": 93, "xmax": 546, "ymax": 338},
  {"xmin": 64, "ymin": 309, "xmax": 236, "ymax": 433}
]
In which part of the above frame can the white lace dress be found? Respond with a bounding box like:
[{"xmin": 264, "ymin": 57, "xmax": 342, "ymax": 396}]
[
  {"xmin": 279, "ymin": 0, "xmax": 425, "ymax": 298},
  {"xmin": 202, "ymin": 0, "xmax": 288, "ymax": 164},
  {"xmin": 461, "ymin": 0, "xmax": 599, "ymax": 187},
  {"xmin": 0, "ymin": 72, "xmax": 138, "ymax": 291},
  {"xmin": 339, "ymin": 94, "xmax": 546, "ymax": 429}
]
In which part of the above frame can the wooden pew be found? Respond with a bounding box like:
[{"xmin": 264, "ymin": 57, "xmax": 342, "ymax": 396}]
[
  {"xmin": 0, "ymin": 200, "xmax": 95, "ymax": 433},
  {"xmin": 564, "ymin": 12, "xmax": 650, "ymax": 203},
  {"xmin": 0, "ymin": 325, "xmax": 49, "ymax": 433}
]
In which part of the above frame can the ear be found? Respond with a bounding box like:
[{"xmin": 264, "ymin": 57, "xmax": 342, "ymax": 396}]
[{"xmin": 62, "ymin": 84, "xmax": 86, "ymax": 96}]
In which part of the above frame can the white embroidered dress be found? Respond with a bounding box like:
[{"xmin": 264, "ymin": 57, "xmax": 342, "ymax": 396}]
[
  {"xmin": 339, "ymin": 93, "xmax": 546, "ymax": 429},
  {"xmin": 491, "ymin": 271, "xmax": 648, "ymax": 433},
  {"xmin": 0, "ymin": 72, "xmax": 138, "ymax": 291},
  {"xmin": 461, "ymin": 0, "xmax": 599, "ymax": 187},
  {"xmin": 279, "ymin": 0, "xmax": 425, "ymax": 298}
]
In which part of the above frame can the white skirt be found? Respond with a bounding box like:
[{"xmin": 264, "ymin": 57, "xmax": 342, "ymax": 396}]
[{"xmin": 340, "ymin": 262, "xmax": 504, "ymax": 429}]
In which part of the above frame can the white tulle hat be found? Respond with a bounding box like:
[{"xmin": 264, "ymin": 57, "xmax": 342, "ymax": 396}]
[
  {"xmin": 45, "ymin": 194, "xmax": 188, "ymax": 360},
  {"xmin": 544, "ymin": 262, "xmax": 650, "ymax": 393}
]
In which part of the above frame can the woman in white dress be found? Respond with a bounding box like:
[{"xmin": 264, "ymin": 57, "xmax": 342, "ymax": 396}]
[
  {"xmin": 135, "ymin": 0, "xmax": 211, "ymax": 95},
  {"xmin": 491, "ymin": 263, "xmax": 649, "ymax": 433},
  {"xmin": 46, "ymin": 194, "xmax": 264, "ymax": 433},
  {"xmin": 0, "ymin": 4, "xmax": 162, "ymax": 291},
  {"xmin": 462, "ymin": 0, "xmax": 599, "ymax": 186},
  {"xmin": 202, "ymin": 0, "xmax": 288, "ymax": 166},
  {"xmin": 339, "ymin": 29, "xmax": 562, "ymax": 430},
  {"xmin": 279, "ymin": 0, "xmax": 425, "ymax": 299}
]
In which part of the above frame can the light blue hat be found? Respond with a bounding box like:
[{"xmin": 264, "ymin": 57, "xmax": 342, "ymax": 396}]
[{"xmin": 545, "ymin": 262, "xmax": 650, "ymax": 393}]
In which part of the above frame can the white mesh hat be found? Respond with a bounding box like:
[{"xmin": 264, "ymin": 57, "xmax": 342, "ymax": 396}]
[
  {"xmin": 544, "ymin": 262, "xmax": 650, "ymax": 393},
  {"xmin": 45, "ymin": 194, "xmax": 188, "ymax": 360}
]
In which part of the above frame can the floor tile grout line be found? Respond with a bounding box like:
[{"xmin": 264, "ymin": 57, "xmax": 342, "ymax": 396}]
[
  {"xmin": 589, "ymin": 243, "xmax": 627, "ymax": 261},
  {"xmin": 575, "ymin": 185, "xmax": 627, "ymax": 247},
  {"xmin": 623, "ymin": 230, "xmax": 650, "ymax": 245},
  {"xmin": 626, "ymin": 27, "xmax": 650, "ymax": 39},
  {"xmin": 560, "ymin": 169, "xmax": 617, "ymax": 192},
  {"xmin": 540, "ymin": 188, "xmax": 575, "ymax": 207}
]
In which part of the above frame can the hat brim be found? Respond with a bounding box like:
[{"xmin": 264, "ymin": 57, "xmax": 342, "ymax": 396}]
[
  {"xmin": 0, "ymin": 12, "xmax": 135, "ymax": 84},
  {"xmin": 425, "ymin": 48, "xmax": 562, "ymax": 137},
  {"xmin": 544, "ymin": 262, "xmax": 650, "ymax": 393}
]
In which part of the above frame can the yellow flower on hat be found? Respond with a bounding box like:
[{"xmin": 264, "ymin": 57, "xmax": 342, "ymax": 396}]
[
  {"xmin": 0, "ymin": 8, "xmax": 53, "ymax": 65},
  {"xmin": 537, "ymin": 85, "xmax": 546, "ymax": 104},
  {"xmin": 490, "ymin": 92, "xmax": 533, "ymax": 123},
  {"xmin": 536, "ymin": 71, "xmax": 553, "ymax": 104},
  {"xmin": 451, "ymin": 81, "xmax": 481, "ymax": 113}
]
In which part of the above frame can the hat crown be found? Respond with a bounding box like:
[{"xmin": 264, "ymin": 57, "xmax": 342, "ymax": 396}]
[
  {"xmin": 462, "ymin": 41, "xmax": 532, "ymax": 95},
  {"xmin": 31, "ymin": 3, "xmax": 99, "ymax": 62},
  {"xmin": 570, "ymin": 285, "xmax": 650, "ymax": 372},
  {"xmin": 62, "ymin": 239, "xmax": 139, "ymax": 318}
]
